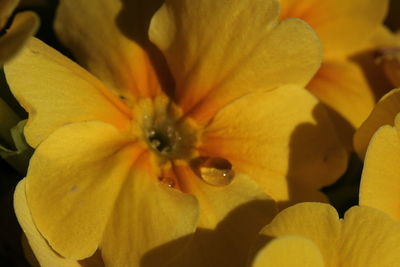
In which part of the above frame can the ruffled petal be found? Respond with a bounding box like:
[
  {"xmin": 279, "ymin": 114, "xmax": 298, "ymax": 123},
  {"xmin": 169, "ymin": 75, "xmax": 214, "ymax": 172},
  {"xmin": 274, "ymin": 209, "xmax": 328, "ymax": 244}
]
[
  {"xmin": 260, "ymin": 203, "xmax": 400, "ymax": 266},
  {"xmin": 0, "ymin": 11, "xmax": 39, "ymax": 64},
  {"xmin": 251, "ymin": 236, "xmax": 324, "ymax": 267},
  {"xmin": 199, "ymin": 86, "xmax": 347, "ymax": 204},
  {"xmin": 14, "ymin": 180, "xmax": 85, "ymax": 267},
  {"xmin": 340, "ymin": 206, "xmax": 400, "ymax": 266},
  {"xmin": 25, "ymin": 121, "xmax": 144, "ymax": 259},
  {"xmin": 101, "ymin": 162, "xmax": 199, "ymax": 267},
  {"xmin": 150, "ymin": 0, "xmax": 322, "ymax": 123},
  {"xmin": 54, "ymin": 0, "xmax": 161, "ymax": 98},
  {"xmin": 260, "ymin": 203, "xmax": 341, "ymax": 263},
  {"xmin": 354, "ymin": 88, "xmax": 400, "ymax": 159},
  {"xmin": 4, "ymin": 38, "xmax": 131, "ymax": 147},
  {"xmin": 280, "ymin": 0, "xmax": 389, "ymax": 57},
  {"xmin": 359, "ymin": 117, "xmax": 400, "ymax": 222}
]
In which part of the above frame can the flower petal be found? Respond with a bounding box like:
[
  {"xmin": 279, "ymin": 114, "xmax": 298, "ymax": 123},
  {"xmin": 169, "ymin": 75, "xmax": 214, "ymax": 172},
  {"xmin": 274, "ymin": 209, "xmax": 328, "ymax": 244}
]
[
  {"xmin": 101, "ymin": 163, "xmax": 199, "ymax": 267},
  {"xmin": 352, "ymin": 26, "xmax": 397, "ymax": 101},
  {"xmin": 169, "ymin": 164, "xmax": 277, "ymax": 267},
  {"xmin": 307, "ymin": 60, "xmax": 376, "ymax": 149},
  {"xmin": 359, "ymin": 118, "xmax": 400, "ymax": 222},
  {"xmin": 251, "ymin": 236, "xmax": 324, "ymax": 267},
  {"xmin": 260, "ymin": 203, "xmax": 341, "ymax": 263},
  {"xmin": 14, "ymin": 179, "xmax": 84, "ymax": 267},
  {"xmin": 199, "ymin": 85, "xmax": 347, "ymax": 204},
  {"xmin": 25, "ymin": 121, "xmax": 145, "ymax": 259},
  {"xmin": 4, "ymin": 38, "xmax": 131, "ymax": 148},
  {"xmin": 54, "ymin": 0, "xmax": 161, "ymax": 98},
  {"xmin": 261, "ymin": 203, "xmax": 400, "ymax": 266},
  {"xmin": 340, "ymin": 206, "xmax": 400, "ymax": 266},
  {"xmin": 354, "ymin": 88, "xmax": 400, "ymax": 159},
  {"xmin": 150, "ymin": 0, "xmax": 322, "ymax": 123},
  {"xmin": 280, "ymin": 0, "xmax": 389, "ymax": 57},
  {"xmin": 0, "ymin": 11, "xmax": 39, "ymax": 64}
]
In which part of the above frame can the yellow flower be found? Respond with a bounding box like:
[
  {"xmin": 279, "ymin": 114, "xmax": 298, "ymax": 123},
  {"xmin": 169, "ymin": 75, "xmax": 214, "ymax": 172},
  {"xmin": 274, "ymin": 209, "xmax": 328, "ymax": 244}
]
[
  {"xmin": 279, "ymin": 0, "xmax": 389, "ymax": 149},
  {"xmin": 8, "ymin": 0, "xmax": 346, "ymax": 266},
  {"xmin": 353, "ymin": 88, "xmax": 400, "ymax": 222},
  {"xmin": 0, "ymin": 0, "xmax": 39, "ymax": 64},
  {"xmin": 251, "ymin": 202, "xmax": 400, "ymax": 267}
]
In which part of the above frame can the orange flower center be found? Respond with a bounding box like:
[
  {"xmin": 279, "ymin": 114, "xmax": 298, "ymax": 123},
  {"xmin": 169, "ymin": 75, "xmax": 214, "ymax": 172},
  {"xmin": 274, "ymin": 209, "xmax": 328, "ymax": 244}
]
[
  {"xmin": 133, "ymin": 95, "xmax": 200, "ymax": 162},
  {"xmin": 130, "ymin": 95, "xmax": 235, "ymax": 190}
]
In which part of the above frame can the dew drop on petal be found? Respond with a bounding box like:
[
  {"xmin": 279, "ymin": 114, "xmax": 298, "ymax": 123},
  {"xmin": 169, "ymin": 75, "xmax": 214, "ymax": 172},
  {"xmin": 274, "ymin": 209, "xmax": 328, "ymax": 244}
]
[
  {"xmin": 197, "ymin": 157, "xmax": 235, "ymax": 186},
  {"xmin": 158, "ymin": 176, "xmax": 176, "ymax": 188}
]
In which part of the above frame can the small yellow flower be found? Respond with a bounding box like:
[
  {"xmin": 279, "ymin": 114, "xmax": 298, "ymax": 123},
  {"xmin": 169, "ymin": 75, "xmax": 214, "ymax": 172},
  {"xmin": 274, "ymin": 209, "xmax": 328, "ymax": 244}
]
[
  {"xmin": 8, "ymin": 0, "xmax": 346, "ymax": 266},
  {"xmin": 251, "ymin": 202, "xmax": 400, "ymax": 267},
  {"xmin": 279, "ymin": 0, "xmax": 389, "ymax": 149}
]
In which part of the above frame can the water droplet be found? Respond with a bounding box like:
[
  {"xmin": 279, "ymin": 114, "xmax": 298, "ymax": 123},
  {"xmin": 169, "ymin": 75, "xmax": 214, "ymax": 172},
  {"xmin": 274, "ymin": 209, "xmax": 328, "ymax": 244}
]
[
  {"xmin": 197, "ymin": 157, "xmax": 235, "ymax": 186},
  {"xmin": 158, "ymin": 176, "xmax": 176, "ymax": 188}
]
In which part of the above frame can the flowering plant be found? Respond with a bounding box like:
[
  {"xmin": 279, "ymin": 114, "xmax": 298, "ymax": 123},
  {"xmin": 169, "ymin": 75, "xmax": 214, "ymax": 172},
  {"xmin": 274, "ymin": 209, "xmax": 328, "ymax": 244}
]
[{"xmin": 1, "ymin": 0, "xmax": 399, "ymax": 266}]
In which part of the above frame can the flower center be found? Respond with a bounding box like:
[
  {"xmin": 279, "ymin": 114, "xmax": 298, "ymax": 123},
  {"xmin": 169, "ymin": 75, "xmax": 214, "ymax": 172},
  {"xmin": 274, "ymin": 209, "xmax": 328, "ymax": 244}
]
[
  {"xmin": 147, "ymin": 125, "xmax": 182, "ymax": 155},
  {"xmin": 132, "ymin": 96, "xmax": 235, "ymax": 189},
  {"xmin": 134, "ymin": 96, "xmax": 199, "ymax": 162}
]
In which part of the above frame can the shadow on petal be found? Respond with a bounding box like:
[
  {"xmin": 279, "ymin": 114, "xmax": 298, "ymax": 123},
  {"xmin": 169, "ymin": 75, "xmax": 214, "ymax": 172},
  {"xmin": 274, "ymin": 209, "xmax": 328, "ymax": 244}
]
[
  {"xmin": 322, "ymin": 104, "xmax": 355, "ymax": 151},
  {"xmin": 280, "ymin": 103, "xmax": 348, "ymax": 209},
  {"xmin": 141, "ymin": 199, "xmax": 275, "ymax": 267},
  {"xmin": 350, "ymin": 49, "xmax": 393, "ymax": 102},
  {"xmin": 385, "ymin": 0, "xmax": 400, "ymax": 31}
]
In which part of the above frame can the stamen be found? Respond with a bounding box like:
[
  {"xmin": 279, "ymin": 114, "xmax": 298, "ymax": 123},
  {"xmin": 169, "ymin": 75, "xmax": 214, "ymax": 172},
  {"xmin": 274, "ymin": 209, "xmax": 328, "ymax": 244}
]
[
  {"xmin": 146, "ymin": 122, "xmax": 187, "ymax": 158},
  {"xmin": 137, "ymin": 96, "xmax": 199, "ymax": 161},
  {"xmin": 147, "ymin": 128, "xmax": 174, "ymax": 153}
]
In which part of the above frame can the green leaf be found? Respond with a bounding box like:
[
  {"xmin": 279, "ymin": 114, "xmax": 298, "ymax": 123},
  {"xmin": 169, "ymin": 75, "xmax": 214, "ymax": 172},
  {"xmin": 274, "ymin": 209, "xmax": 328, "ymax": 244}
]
[{"xmin": 0, "ymin": 120, "xmax": 33, "ymax": 175}]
